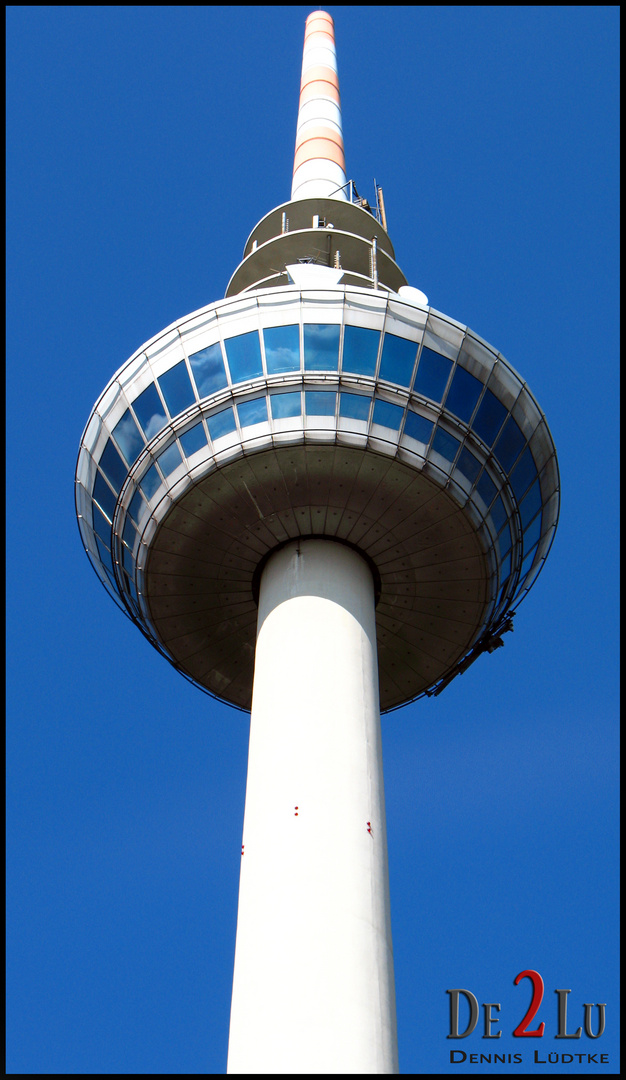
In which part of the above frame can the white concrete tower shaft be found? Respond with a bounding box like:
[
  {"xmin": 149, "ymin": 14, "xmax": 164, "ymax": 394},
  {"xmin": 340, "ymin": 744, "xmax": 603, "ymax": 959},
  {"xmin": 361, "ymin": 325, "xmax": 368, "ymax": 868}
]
[
  {"xmin": 291, "ymin": 10, "xmax": 348, "ymax": 201},
  {"xmin": 227, "ymin": 540, "xmax": 398, "ymax": 1074}
]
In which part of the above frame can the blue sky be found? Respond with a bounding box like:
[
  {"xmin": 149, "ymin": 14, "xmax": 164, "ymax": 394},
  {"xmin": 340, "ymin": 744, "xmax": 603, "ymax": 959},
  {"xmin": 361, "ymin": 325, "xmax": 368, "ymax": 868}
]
[{"xmin": 6, "ymin": 5, "xmax": 619, "ymax": 1074}]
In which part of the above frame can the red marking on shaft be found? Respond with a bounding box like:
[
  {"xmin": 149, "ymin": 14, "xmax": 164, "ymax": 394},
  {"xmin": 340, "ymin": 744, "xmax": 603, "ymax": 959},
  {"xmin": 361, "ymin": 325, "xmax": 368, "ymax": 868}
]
[{"xmin": 367, "ymin": 821, "xmax": 373, "ymax": 835}]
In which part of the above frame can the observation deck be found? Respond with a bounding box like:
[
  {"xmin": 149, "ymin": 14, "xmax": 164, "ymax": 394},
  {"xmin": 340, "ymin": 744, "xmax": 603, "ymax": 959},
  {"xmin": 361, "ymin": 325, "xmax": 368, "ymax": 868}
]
[{"xmin": 75, "ymin": 280, "xmax": 559, "ymax": 711}]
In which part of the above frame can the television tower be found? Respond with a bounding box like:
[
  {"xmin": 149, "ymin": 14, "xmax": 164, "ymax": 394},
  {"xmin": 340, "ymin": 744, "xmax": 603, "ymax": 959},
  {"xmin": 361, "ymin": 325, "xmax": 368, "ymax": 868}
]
[{"xmin": 75, "ymin": 10, "xmax": 559, "ymax": 1074}]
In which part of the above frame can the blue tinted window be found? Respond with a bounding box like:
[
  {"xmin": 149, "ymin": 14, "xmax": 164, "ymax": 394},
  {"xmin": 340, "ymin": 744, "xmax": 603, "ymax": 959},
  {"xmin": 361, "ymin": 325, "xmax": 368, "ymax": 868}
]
[
  {"xmin": 180, "ymin": 421, "xmax": 208, "ymax": 458},
  {"xmin": 99, "ymin": 438, "xmax": 127, "ymax": 494},
  {"xmin": 456, "ymin": 446, "xmax": 481, "ymax": 485},
  {"xmin": 263, "ymin": 324, "xmax": 300, "ymax": 373},
  {"xmin": 95, "ymin": 536, "xmax": 114, "ymax": 575},
  {"xmin": 303, "ymin": 324, "xmax": 340, "ymax": 371},
  {"xmin": 270, "ymin": 391, "xmax": 301, "ymax": 419},
  {"xmin": 373, "ymin": 399, "xmax": 403, "ymax": 430},
  {"xmin": 123, "ymin": 515, "xmax": 136, "ymax": 551},
  {"xmin": 103, "ymin": 567, "xmax": 118, "ymax": 591},
  {"xmin": 523, "ymin": 513, "xmax": 542, "ymax": 552},
  {"xmin": 378, "ymin": 334, "xmax": 417, "ymax": 387},
  {"xmin": 445, "ymin": 366, "xmax": 483, "ymax": 423},
  {"xmin": 472, "ymin": 389, "xmax": 507, "ymax": 447},
  {"xmin": 113, "ymin": 409, "xmax": 144, "ymax": 465},
  {"xmin": 92, "ymin": 502, "xmax": 111, "ymax": 544},
  {"xmin": 494, "ymin": 416, "xmax": 526, "ymax": 472},
  {"xmin": 342, "ymin": 325, "xmax": 379, "ymax": 376},
  {"xmin": 189, "ymin": 343, "xmax": 228, "ymax": 397},
  {"xmin": 520, "ymin": 479, "xmax": 542, "ymax": 532},
  {"xmin": 207, "ymin": 407, "xmax": 237, "ymax": 441},
  {"xmin": 499, "ymin": 552, "xmax": 511, "ymax": 584},
  {"xmin": 413, "ymin": 346, "xmax": 453, "ymax": 402},
  {"xmin": 132, "ymin": 383, "xmax": 167, "ymax": 440},
  {"xmin": 497, "ymin": 522, "xmax": 511, "ymax": 558},
  {"xmin": 305, "ymin": 391, "xmax": 336, "ymax": 416},
  {"xmin": 140, "ymin": 464, "xmax": 162, "ymax": 501},
  {"xmin": 158, "ymin": 361, "xmax": 195, "ymax": 417},
  {"xmin": 519, "ymin": 542, "xmax": 538, "ymax": 582},
  {"xmin": 510, "ymin": 446, "xmax": 537, "ymax": 501},
  {"xmin": 432, "ymin": 427, "xmax": 461, "ymax": 462},
  {"xmin": 157, "ymin": 442, "xmax": 182, "ymax": 476},
  {"xmin": 404, "ymin": 411, "xmax": 434, "ymax": 444},
  {"xmin": 93, "ymin": 470, "xmax": 116, "ymax": 521},
  {"xmin": 122, "ymin": 542, "xmax": 134, "ymax": 574},
  {"xmin": 238, "ymin": 397, "xmax": 268, "ymax": 427},
  {"xmin": 489, "ymin": 495, "xmax": 508, "ymax": 535},
  {"xmin": 339, "ymin": 392, "xmax": 371, "ymax": 420},
  {"xmin": 476, "ymin": 469, "xmax": 497, "ymax": 508},
  {"xmin": 224, "ymin": 331, "xmax": 263, "ymax": 382},
  {"xmin": 128, "ymin": 487, "xmax": 146, "ymax": 526}
]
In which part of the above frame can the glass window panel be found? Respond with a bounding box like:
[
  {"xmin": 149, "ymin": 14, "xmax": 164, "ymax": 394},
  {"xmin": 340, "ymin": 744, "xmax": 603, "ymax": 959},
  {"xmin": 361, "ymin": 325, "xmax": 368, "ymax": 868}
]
[
  {"xmin": 494, "ymin": 415, "xmax": 526, "ymax": 472},
  {"xmin": 456, "ymin": 446, "xmax": 481, "ymax": 485},
  {"xmin": 189, "ymin": 343, "xmax": 228, "ymax": 397},
  {"xmin": 103, "ymin": 567, "xmax": 118, "ymax": 592},
  {"xmin": 99, "ymin": 437, "xmax": 128, "ymax": 495},
  {"xmin": 378, "ymin": 333, "xmax": 417, "ymax": 388},
  {"xmin": 489, "ymin": 494, "xmax": 508, "ymax": 535},
  {"xmin": 158, "ymin": 360, "xmax": 195, "ymax": 417},
  {"xmin": 445, "ymin": 365, "xmax": 483, "ymax": 423},
  {"xmin": 207, "ymin": 407, "xmax": 237, "ymax": 440},
  {"xmin": 132, "ymin": 383, "xmax": 168, "ymax": 440},
  {"xmin": 432, "ymin": 427, "xmax": 461, "ymax": 462},
  {"xmin": 496, "ymin": 584, "xmax": 510, "ymax": 612},
  {"xmin": 519, "ymin": 542, "xmax": 539, "ymax": 582},
  {"xmin": 373, "ymin": 399, "xmax": 404, "ymax": 430},
  {"xmin": 180, "ymin": 421, "xmax": 208, "ymax": 458},
  {"xmin": 263, "ymin": 324, "xmax": 300, "ymax": 374},
  {"xmin": 472, "ymin": 388, "xmax": 507, "ymax": 447},
  {"xmin": 305, "ymin": 391, "xmax": 336, "ymax": 416},
  {"xmin": 113, "ymin": 409, "xmax": 144, "ymax": 466},
  {"xmin": 509, "ymin": 446, "xmax": 537, "ymax": 501},
  {"xmin": 238, "ymin": 397, "xmax": 268, "ymax": 427},
  {"xmin": 342, "ymin": 324, "xmax": 379, "ymax": 376},
  {"xmin": 123, "ymin": 516, "xmax": 137, "ymax": 550},
  {"xmin": 95, "ymin": 536, "xmax": 114, "ymax": 575},
  {"xmin": 476, "ymin": 469, "xmax": 497, "ymax": 508},
  {"xmin": 157, "ymin": 441, "xmax": 182, "ymax": 476},
  {"xmin": 497, "ymin": 522, "xmax": 511, "ymax": 558},
  {"xmin": 303, "ymin": 324, "xmax": 340, "ymax": 371},
  {"xmin": 93, "ymin": 470, "xmax": 116, "ymax": 521},
  {"xmin": 128, "ymin": 487, "xmax": 146, "ymax": 526},
  {"xmin": 224, "ymin": 331, "xmax": 263, "ymax": 382},
  {"xmin": 122, "ymin": 542, "xmax": 135, "ymax": 574},
  {"xmin": 339, "ymin": 392, "xmax": 371, "ymax": 420},
  {"xmin": 499, "ymin": 553, "xmax": 511, "ymax": 584},
  {"xmin": 140, "ymin": 463, "xmax": 162, "ymax": 501},
  {"xmin": 92, "ymin": 502, "xmax": 112, "ymax": 544},
  {"xmin": 523, "ymin": 512, "xmax": 542, "ymax": 552},
  {"xmin": 520, "ymin": 479, "xmax": 542, "ymax": 532},
  {"xmin": 404, "ymin": 411, "xmax": 434, "ymax": 444},
  {"xmin": 413, "ymin": 346, "xmax": 453, "ymax": 402},
  {"xmin": 270, "ymin": 391, "xmax": 301, "ymax": 419}
]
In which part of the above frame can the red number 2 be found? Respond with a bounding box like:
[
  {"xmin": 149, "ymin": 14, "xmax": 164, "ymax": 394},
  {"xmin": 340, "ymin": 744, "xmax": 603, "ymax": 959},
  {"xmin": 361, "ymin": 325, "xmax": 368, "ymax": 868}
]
[{"xmin": 513, "ymin": 969, "xmax": 546, "ymax": 1037}]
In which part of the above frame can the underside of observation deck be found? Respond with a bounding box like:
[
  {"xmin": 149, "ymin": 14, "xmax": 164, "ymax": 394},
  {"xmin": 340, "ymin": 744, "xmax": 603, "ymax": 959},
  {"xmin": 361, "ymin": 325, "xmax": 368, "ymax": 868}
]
[{"xmin": 143, "ymin": 443, "xmax": 492, "ymax": 711}]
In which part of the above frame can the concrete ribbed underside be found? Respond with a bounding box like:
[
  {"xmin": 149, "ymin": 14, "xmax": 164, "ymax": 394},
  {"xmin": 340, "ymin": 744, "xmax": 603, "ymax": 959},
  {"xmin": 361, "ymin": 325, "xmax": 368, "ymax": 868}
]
[{"xmin": 144, "ymin": 445, "xmax": 491, "ymax": 711}]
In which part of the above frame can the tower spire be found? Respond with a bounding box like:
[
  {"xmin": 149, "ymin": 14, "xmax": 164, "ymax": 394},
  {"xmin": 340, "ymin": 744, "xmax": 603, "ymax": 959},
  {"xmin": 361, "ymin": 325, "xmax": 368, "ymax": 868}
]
[{"xmin": 291, "ymin": 10, "xmax": 348, "ymax": 201}]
